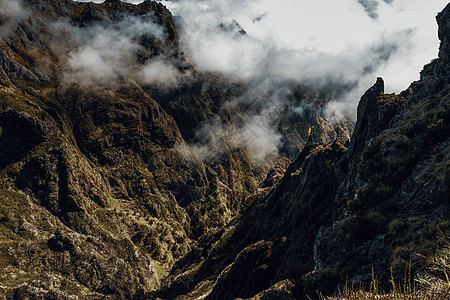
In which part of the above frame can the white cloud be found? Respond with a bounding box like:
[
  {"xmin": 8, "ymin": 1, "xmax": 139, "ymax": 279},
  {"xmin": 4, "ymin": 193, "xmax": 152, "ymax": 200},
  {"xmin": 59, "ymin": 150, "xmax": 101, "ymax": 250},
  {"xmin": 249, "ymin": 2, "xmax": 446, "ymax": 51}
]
[
  {"xmin": 162, "ymin": 0, "xmax": 447, "ymax": 160},
  {"xmin": 139, "ymin": 57, "xmax": 189, "ymax": 87},
  {"xmin": 69, "ymin": 0, "xmax": 447, "ymax": 93},
  {"xmin": 160, "ymin": 0, "xmax": 447, "ymax": 106},
  {"xmin": 55, "ymin": 14, "xmax": 171, "ymax": 87},
  {"xmin": 0, "ymin": 0, "xmax": 29, "ymax": 36},
  {"xmin": 0, "ymin": 0, "xmax": 27, "ymax": 19},
  {"xmin": 69, "ymin": 0, "xmax": 448, "ymax": 160},
  {"xmin": 175, "ymin": 110, "xmax": 281, "ymax": 163}
]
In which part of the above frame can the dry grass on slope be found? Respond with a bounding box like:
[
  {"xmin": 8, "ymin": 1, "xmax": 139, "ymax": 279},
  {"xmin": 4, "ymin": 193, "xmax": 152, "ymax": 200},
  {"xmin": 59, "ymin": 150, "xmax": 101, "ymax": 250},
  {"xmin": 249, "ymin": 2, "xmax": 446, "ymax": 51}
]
[{"xmin": 320, "ymin": 246, "xmax": 450, "ymax": 300}]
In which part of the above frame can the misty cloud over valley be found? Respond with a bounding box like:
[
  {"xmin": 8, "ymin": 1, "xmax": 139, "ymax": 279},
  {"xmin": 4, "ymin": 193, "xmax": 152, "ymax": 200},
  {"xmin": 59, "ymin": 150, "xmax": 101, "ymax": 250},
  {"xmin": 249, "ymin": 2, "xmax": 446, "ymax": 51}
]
[
  {"xmin": 0, "ymin": 0, "xmax": 29, "ymax": 36},
  {"xmin": 51, "ymin": 14, "xmax": 189, "ymax": 88},
  {"xmin": 56, "ymin": 0, "xmax": 448, "ymax": 161}
]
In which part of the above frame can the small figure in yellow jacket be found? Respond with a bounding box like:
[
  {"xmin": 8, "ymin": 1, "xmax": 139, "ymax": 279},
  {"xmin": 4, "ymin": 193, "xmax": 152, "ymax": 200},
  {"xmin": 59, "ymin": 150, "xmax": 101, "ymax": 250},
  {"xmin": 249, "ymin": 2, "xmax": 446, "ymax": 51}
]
[{"xmin": 307, "ymin": 125, "xmax": 316, "ymax": 144}]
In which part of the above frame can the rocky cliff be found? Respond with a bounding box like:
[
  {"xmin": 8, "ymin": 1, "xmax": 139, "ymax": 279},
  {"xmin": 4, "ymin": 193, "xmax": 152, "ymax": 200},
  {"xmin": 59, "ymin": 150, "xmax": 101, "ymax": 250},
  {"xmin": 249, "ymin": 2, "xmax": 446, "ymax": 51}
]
[
  {"xmin": 158, "ymin": 3, "xmax": 450, "ymax": 299},
  {"xmin": 0, "ymin": 0, "xmax": 351, "ymax": 298},
  {"xmin": 0, "ymin": 0, "xmax": 265, "ymax": 298},
  {"xmin": 0, "ymin": 0, "xmax": 448, "ymax": 299}
]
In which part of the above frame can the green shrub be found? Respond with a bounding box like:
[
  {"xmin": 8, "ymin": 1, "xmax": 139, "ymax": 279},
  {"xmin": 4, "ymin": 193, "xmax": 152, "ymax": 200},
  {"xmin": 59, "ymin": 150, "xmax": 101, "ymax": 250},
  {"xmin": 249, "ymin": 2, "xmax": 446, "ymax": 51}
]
[
  {"xmin": 315, "ymin": 252, "xmax": 450, "ymax": 299},
  {"xmin": 340, "ymin": 212, "xmax": 387, "ymax": 247},
  {"xmin": 377, "ymin": 92, "xmax": 406, "ymax": 107},
  {"xmin": 303, "ymin": 268, "xmax": 341, "ymax": 297},
  {"xmin": 388, "ymin": 219, "xmax": 408, "ymax": 238}
]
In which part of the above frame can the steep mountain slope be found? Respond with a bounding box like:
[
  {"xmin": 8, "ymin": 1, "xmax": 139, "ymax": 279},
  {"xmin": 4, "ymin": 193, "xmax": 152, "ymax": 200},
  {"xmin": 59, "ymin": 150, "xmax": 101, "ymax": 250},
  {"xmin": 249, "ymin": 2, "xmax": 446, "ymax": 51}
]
[
  {"xmin": 0, "ymin": 0, "xmax": 264, "ymax": 298},
  {"xmin": 158, "ymin": 3, "xmax": 450, "ymax": 299},
  {"xmin": 0, "ymin": 0, "xmax": 352, "ymax": 298}
]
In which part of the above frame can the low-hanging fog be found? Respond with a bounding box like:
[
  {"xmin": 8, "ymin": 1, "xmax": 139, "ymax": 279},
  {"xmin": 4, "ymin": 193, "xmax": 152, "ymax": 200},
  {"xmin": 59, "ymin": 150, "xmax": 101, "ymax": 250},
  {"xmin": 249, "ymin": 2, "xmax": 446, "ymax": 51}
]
[
  {"xmin": 59, "ymin": 0, "xmax": 449, "ymax": 161},
  {"xmin": 159, "ymin": 0, "xmax": 446, "ymax": 108},
  {"xmin": 0, "ymin": 0, "xmax": 29, "ymax": 36}
]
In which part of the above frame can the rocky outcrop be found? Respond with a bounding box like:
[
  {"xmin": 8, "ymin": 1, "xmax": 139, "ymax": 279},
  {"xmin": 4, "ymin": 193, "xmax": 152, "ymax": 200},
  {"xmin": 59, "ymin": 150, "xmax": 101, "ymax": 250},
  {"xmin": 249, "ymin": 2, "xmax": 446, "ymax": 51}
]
[
  {"xmin": 0, "ymin": 48, "xmax": 41, "ymax": 83},
  {"xmin": 47, "ymin": 229, "xmax": 75, "ymax": 252},
  {"xmin": 259, "ymin": 165, "xmax": 284, "ymax": 188},
  {"xmin": 435, "ymin": 3, "xmax": 450, "ymax": 79},
  {"xmin": 0, "ymin": 109, "xmax": 45, "ymax": 168},
  {"xmin": 348, "ymin": 77, "xmax": 384, "ymax": 156},
  {"xmin": 159, "ymin": 142, "xmax": 348, "ymax": 299},
  {"xmin": 207, "ymin": 239, "xmax": 287, "ymax": 299}
]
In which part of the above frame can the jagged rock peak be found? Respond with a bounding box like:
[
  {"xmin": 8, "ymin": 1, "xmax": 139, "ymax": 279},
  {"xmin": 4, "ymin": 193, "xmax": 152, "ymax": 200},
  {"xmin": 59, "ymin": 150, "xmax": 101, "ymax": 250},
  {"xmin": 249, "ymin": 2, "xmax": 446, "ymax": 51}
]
[
  {"xmin": 102, "ymin": 0, "xmax": 129, "ymax": 14},
  {"xmin": 435, "ymin": 3, "xmax": 450, "ymax": 78},
  {"xmin": 356, "ymin": 77, "xmax": 384, "ymax": 123},
  {"xmin": 139, "ymin": 0, "xmax": 175, "ymax": 23},
  {"xmin": 140, "ymin": 0, "xmax": 168, "ymax": 10},
  {"xmin": 218, "ymin": 20, "xmax": 247, "ymax": 35},
  {"xmin": 348, "ymin": 77, "xmax": 384, "ymax": 155}
]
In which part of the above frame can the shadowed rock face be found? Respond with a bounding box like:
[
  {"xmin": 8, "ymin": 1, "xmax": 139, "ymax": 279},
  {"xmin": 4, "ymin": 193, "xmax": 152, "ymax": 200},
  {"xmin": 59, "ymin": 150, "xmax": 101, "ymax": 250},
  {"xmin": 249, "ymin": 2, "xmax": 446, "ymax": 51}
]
[
  {"xmin": 436, "ymin": 3, "xmax": 450, "ymax": 79},
  {"xmin": 0, "ymin": 0, "xmax": 276, "ymax": 297},
  {"xmin": 0, "ymin": 109, "xmax": 44, "ymax": 168},
  {"xmin": 348, "ymin": 77, "xmax": 384, "ymax": 156},
  {"xmin": 158, "ymin": 4, "xmax": 450, "ymax": 299}
]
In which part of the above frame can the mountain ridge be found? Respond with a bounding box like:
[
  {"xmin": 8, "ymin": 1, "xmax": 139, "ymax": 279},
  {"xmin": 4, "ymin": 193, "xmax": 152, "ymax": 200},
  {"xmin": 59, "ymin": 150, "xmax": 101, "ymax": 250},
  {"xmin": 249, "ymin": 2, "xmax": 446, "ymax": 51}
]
[{"xmin": 0, "ymin": 0, "xmax": 448, "ymax": 299}]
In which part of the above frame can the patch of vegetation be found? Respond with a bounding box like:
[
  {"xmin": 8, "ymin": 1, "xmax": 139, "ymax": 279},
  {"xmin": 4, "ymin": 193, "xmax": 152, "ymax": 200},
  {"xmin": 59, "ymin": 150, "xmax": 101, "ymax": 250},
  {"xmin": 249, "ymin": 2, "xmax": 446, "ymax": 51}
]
[
  {"xmin": 376, "ymin": 89, "xmax": 410, "ymax": 108},
  {"xmin": 303, "ymin": 268, "xmax": 341, "ymax": 297},
  {"xmin": 340, "ymin": 211, "xmax": 387, "ymax": 247},
  {"xmin": 152, "ymin": 260, "xmax": 169, "ymax": 285},
  {"xmin": 316, "ymin": 246, "xmax": 450, "ymax": 299},
  {"xmin": 352, "ymin": 90, "xmax": 449, "ymax": 215}
]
